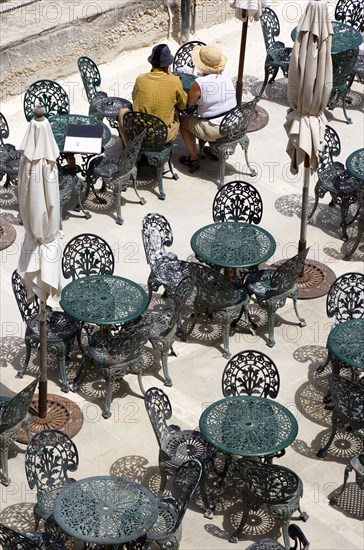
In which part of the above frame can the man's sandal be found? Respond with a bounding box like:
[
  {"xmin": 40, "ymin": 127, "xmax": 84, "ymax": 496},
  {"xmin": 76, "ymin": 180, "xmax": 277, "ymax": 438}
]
[{"xmin": 179, "ymin": 155, "xmax": 200, "ymax": 173}]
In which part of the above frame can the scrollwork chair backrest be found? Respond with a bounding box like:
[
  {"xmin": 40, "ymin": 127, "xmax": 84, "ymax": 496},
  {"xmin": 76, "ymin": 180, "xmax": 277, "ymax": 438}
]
[
  {"xmin": 23, "ymin": 80, "xmax": 70, "ymax": 122},
  {"xmin": 331, "ymin": 375, "xmax": 364, "ymax": 430},
  {"xmin": 144, "ymin": 387, "xmax": 175, "ymax": 448},
  {"xmin": 189, "ymin": 263, "xmax": 237, "ymax": 304},
  {"xmin": 170, "ymin": 459, "xmax": 202, "ymax": 529},
  {"xmin": 222, "ymin": 350, "xmax": 280, "ymax": 399},
  {"xmin": 172, "ymin": 40, "xmax": 206, "ymax": 73},
  {"xmin": 0, "ymin": 378, "xmax": 38, "ymax": 429},
  {"xmin": 123, "ymin": 111, "xmax": 167, "ymax": 150},
  {"xmin": 11, "ymin": 270, "xmax": 39, "ymax": 323},
  {"xmin": 335, "ymin": 0, "xmax": 364, "ymax": 32},
  {"xmin": 141, "ymin": 213, "xmax": 174, "ymax": 267},
  {"xmin": 25, "ymin": 429, "xmax": 79, "ymax": 495},
  {"xmin": 168, "ymin": 275, "xmax": 195, "ymax": 327},
  {"xmin": 326, "ymin": 272, "xmax": 364, "ymax": 324},
  {"xmin": 239, "ymin": 460, "xmax": 302, "ymax": 504},
  {"xmin": 93, "ymin": 316, "xmax": 152, "ymax": 363},
  {"xmin": 218, "ymin": 99, "xmax": 257, "ymax": 143},
  {"xmin": 318, "ymin": 125, "xmax": 341, "ymax": 175},
  {"xmin": 77, "ymin": 56, "xmax": 102, "ymax": 104},
  {"xmin": 116, "ymin": 129, "xmax": 146, "ymax": 174},
  {"xmin": 332, "ymin": 48, "xmax": 360, "ymax": 89},
  {"xmin": 261, "ymin": 7, "xmax": 282, "ymax": 52},
  {"xmin": 267, "ymin": 248, "xmax": 309, "ymax": 297},
  {"xmin": 0, "ymin": 112, "xmax": 10, "ymax": 148},
  {"xmin": 212, "ymin": 180, "xmax": 263, "ymax": 224},
  {"xmin": 62, "ymin": 233, "xmax": 115, "ymax": 281}
]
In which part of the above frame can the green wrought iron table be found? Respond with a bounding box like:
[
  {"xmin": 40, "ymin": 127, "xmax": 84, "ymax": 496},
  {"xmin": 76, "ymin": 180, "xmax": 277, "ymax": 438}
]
[
  {"xmin": 92, "ymin": 96, "xmax": 132, "ymax": 126},
  {"xmin": 60, "ymin": 274, "xmax": 149, "ymax": 326},
  {"xmin": 291, "ymin": 21, "xmax": 363, "ymax": 54},
  {"xmin": 53, "ymin": 475, "xmax": 158, "ymax": 547},
  {"xmin": 346, "ymin": 148, "xmax": 364, "ymax": 182},
  {"xmin": 190, "ymin": 221, "xmax": 276, "ymax": 278},
  {"xmin": 327, "ymin": 318, "xmax": 364, "ymax": 373}
]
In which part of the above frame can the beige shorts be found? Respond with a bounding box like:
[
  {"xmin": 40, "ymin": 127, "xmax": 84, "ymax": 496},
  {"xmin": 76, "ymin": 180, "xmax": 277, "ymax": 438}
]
[{"xmin": 183, "ymin": 115, "xmax": 223, "ymax": 141}]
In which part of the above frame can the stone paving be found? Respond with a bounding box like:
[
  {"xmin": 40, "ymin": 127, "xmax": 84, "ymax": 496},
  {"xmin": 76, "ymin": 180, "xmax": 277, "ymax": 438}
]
[{"xmin": 0, "ymin": 1, "xmax": 363, "ymax": 548}]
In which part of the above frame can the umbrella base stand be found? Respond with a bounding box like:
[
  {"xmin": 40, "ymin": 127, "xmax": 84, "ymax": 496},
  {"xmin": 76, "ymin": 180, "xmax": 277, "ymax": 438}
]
[
  {"xmin": 247, "ymin": 105, "xmax": 269, "ymax": 132},
  {"xmin": 0, "ymin": 219, "xmax": 16, "ymax": 250},
  {"xmin": 296, "ymin": 258, "xmax": 336, "ymax": 299},
  {"xmin": 17, "ymin": 393, "xmax": 84, "ymax": 443}
]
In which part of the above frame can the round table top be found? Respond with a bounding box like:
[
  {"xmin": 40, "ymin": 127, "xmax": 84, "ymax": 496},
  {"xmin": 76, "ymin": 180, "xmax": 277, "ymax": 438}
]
[
  {"xmin": 327, "ymin": 318, "xmax": 364, "ymax": 370},
  {"xmin": 291, "ymin": 21, "xmax": 363, "ymax": 54},
  {"xmin": 49, "ymin": 113, "xmax": 111, "ymax": 153},
  {"xmin": 92, "ymin": 96, "xmax": 132, "ymax": 118},
  {"xmin": 60, "ymin": 274, "xmax": 149, "ymax": 325},
  {"xmin": 346, "ymin": 148, "xmax": 364, "ymax": 182},
  {"xmin": 199, "ymin": 395, "xmax": 298, "ymax": 457},
  {"xmin": 53, "ymin": 476, "xmax": 158, "ymax": 545},
  {"xmin": 191, "ymin": 222, "xmax": 276, "ymax": 269}
]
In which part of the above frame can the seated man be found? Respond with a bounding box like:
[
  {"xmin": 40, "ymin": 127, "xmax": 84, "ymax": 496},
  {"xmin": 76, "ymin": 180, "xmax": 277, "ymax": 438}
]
[{"xmin": 118, "ymin": 44, "xmax": 187, "ymax": 145}]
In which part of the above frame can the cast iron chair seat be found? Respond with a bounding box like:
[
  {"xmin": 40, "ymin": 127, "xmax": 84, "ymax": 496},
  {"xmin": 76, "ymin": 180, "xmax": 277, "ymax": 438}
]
[
  {"xmin": 344, "ymin": 188, "xmax": 364, "ymax": 259},
  {"xmin": 72, "ymin": 316, "xmax": 152, "ymax": 419},
  {"xmin": 123, "ymin": 111, "xmax": 179, "ymax": 200},
  {"xmin": 230, "ymin": 460, "xmax": 308, "ymax": 547},
  {"xmin": 143, "ymin": 459, "xmax": 202, "ymax": 550},
  {"xmin": 58, "ymin": 170, "xmax": 90, "ymax": 230},
  {"xmin": 245, "ymin": 248, "xmax": 309, "ymax": 348},
  {"xmin": 77, "ymin": 56, "xmax": 132, "ymax": 128},
  {"xmin": 212, "ymin": 180, "xmax": 263, "ymax": 224},
  {"xmin": 187, "ymin": 263, "xmax": 255, "ymax": 359},
  {"xmin": 144, "ymin": 387, "xmax": 215, "ymax": 504},
  {"xmin": 308, "ymin": 126, "xmax": 362, "ymax": 240},
  {"xmin": 330, "ymin": 452, "xmax": 364, "ymax": 508},
  {"xmin": 198, "ymin": 99, "xmax": 258, "ymax": 188},
  {"xmin": 0, "ymin": 522, "xmax": 65, "ymax": 549},
  {"xmin": 141, "ymin": 213, "xmax": 192, "ymax": 299},
  {"xmin": 0, "ymin": 378, "xmax": 38, "ymax": 486},
  {"xmin": 317, "ymin": 375, "xmax": 364, "ymax": 458},
  {"xmin": 88, "ymin": 130, "xmax": 146, "ymax": 225},
  {"xmin": 328, "ymin": 48, "xmax": 359, "ymax": 124},
  {"xmin": 11, "ymin": 271, "xmax": 80, "ymax": 393},
  {"xmin": 23, "ymin": 80, "xmax": 70, "ymax": 122},
  {"xmin": 143, "ymin": 276, "xmax": 194, "ymax": 387},
  {"xmin": 25, "ymin": 429, "xmax": 79, "ymax": 530},
  {"xmin": 259, "ymin": 7, "xmax": 292, "ymax": 98},
  {"xmin": 0, "ymin": 112, "xmax": 20, "ymax": 187}
]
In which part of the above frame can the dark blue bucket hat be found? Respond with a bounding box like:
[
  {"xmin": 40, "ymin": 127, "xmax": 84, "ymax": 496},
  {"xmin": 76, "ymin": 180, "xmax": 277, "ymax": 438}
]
[{"xmin": 148, "ymin": 44, "xmax": 174, "ymax": 68}]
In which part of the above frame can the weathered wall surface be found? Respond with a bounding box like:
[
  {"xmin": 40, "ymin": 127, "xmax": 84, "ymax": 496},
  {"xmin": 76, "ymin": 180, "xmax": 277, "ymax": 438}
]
[{"xmin": 0, "ymin": 0, "xmax": 234, "ymax": 100}]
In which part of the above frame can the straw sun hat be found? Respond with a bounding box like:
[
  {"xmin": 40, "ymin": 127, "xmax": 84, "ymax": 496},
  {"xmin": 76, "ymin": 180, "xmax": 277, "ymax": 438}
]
[{"xmin": 191, "ymin": 44, "xmax": 227, "ymax": 75}]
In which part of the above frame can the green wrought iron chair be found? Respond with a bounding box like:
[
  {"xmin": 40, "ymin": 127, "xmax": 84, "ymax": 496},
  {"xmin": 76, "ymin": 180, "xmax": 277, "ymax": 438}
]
[
  {"xmin": 0, "ymin": 522, "xmax": 65, "ymax": 549},
  {"xmin": 143, "ymin": 276, "xmax": 194, "ymax": 388},
  {"xmin": 123, "ymin": 111, "xmax": 179, "ymax": 200},
  {"xmin": 259, "ymin": 7, "xmax": 292, "ymax": 98},
  {"xmin": 330, "ymin": 452, "xmax": 364, "ymax": 509},
  {"xmin": 245, "ymin": 248, "xmax": 309, "ymax": 348},
  {"xmin": 77, "ymin": 55, "xmax": 132, "ymax": 128},
  {"xmin": 308, "ymin": 126, "xmax": 362, "ymax": 240},
  {"xmin": 316, "ymin": 375, "xmax": 364, "ymax": 458},
  {"xmin": 246, "ymin": 524, "xmax": 310, "ymax": 550},
  {"xmin": 23, "ymin": 80, "xmax": 70, "ymax": 122},
  {"xmin": 141, "ymin": 213, "xmax": 192, "ymax": 300},
  {"xmin": 88, "ymin": 130, "xmax": 147, "ymax": 225},
  {"xmin": 230, "ymin": 461, "xmax": 308, "ymax": 547},
  {"xmin": 144, "ymin": 387, "xmax": 215, "ymax": 508},
  {"xmin": 212, "ymin": 180, "xmax": 263, "ymax": 224},
  {"xmin": 25, "ymin": 429, "xmax": 79, "ymax": 531},
  {"xmin": 11, "ymin": 270, "xmax": 80, "ymax": 393},
  {"xmin": 0, "ymin": 111, "xmax": 20, "ymax": 187},
  {"xmin": 72, "ymin": 316, "xmax": 152, "ymax": 419},
  {"xmin": 328, "ymin": 48, "xmax": 359, "ymax": 124},
  {"xmin": 0, "ymin": 378, "xmax": 38, "ymax": 486},
  {"xmin": 198, "ymin": 99, "xmax": 258, "ymax": 188},
  {"xmin": 344, "ymin": 188, "xmax": 364, "ymax": 260},
  {"xmin": 187, "ymin": 263, "xmax": 255, "ymax": 359},
  {"xmin": 335, "ymin": 0, "xmax": 364, "ymax": 90},
  {"xmin": 143, "ymin": 459, "xmax": 202, "ymax": 550},
  {"xmin": 57, "ymin": 170, "xmax": 91, "ymax": 231}
]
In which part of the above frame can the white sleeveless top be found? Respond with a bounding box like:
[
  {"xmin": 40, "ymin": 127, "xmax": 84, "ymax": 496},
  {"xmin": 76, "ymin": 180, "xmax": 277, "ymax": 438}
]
[{"xmin": 195, "ymin": 70, "xmax": 237, "ymax": 124}]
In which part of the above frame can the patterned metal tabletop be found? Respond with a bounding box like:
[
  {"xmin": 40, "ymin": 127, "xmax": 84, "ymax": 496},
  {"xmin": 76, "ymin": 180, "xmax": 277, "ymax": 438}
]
[
  {"xmin": 60, "ymin": 274, "xmax": 149, "ymax": 325},
  {"xmin": 190, "ymin": 222, "xmax": 276, "ymax": 269},
  {"xmin": 328, "ymin": 318, "xmax": 364, "ymax": 370},
  {"xmin": 49, "ymin": 113, "xmax": 111, "ymax": 153},
  {"xmin": 346, "ymin": 148, "xmax": 364, "ymax": 182},
  {"xmin": 53, "ymin": 476, "xmax": 158, "ymax": 545},
  {"xmin": 199, "ymin": 396, "xmax": 298, "ymax": 457},
  {"xmin": 291, "ymin": 21, "xmax": 363, "ymax": 54},
  {"xmin": 92, "ymin": 96, "xmax": 132, "ymax": 119}
]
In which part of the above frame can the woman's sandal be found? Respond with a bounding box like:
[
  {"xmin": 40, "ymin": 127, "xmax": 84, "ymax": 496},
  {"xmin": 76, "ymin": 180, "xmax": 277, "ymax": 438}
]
[{"xmin": 179, "ymin": 155, "xmax": 200, "ymax": 173}]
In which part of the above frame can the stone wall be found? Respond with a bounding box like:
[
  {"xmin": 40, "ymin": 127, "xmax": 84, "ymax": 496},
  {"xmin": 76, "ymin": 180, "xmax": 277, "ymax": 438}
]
[{"xmin": 0, "ymin": 0, "xmax": 234, "ymax": 100}]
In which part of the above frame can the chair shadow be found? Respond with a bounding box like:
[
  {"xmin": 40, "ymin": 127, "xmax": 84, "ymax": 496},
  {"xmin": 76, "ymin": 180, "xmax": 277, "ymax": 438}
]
[
  {"xmin": 0, "ymin": 186, "xmax": 19, "ymax": 211},
  {"xmin": 109, "ymin": 454, "xmax": 161, "ymax": 496},
  {"xmin": 0, "ymin": 336, "xmax": 26, "ymax": 373},
  {"xmin": 328, "ymin": 482, "xmax": 364, "ymax": 520},
  {"xmin": 0, "ymin": 503, "xmax": 37, "ymax": 533}
]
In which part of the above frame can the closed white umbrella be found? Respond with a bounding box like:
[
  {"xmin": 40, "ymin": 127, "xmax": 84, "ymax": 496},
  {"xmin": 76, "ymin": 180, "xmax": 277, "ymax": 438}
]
[
  {"xmin": 284, "ymin": 0, "xmax": 333, "ymax": 254},
  {"xmin": 17, "ymin": 106, "xmax": 61, "ymax": 417}
]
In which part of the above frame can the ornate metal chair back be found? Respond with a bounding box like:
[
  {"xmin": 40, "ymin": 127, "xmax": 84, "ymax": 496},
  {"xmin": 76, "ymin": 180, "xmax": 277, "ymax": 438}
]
[
  {"xmin": 212, "ymin": 180, "xmax": 263, "ymax": 224},
  {"xmin": 23, "ymin": 80, "xmax": 70, "ymax": 122},
  {"xmin": 288, "ymin": 524, "xmax": 310, "ymax": 550},
  {"xmin": 144, "ymin": 387, "xmax": 175, "ymax": 447},
  {"xmin": 222, "ymin": 350, "xmax": 280, "ymax": 399},
  {"xmin": 332, "ymin": 375, "xmax": 364, "ymax": 430},
  {"xmin": 0, "ymin": 378, "xmax": 38, "ymax": 429},
  {"xmin": 332, "ymin": 48, "xmax": 360, "ymax": 89},
  {"xmin": 25, "ymin": 429, "xmax": 79, "ymax": 495},
  {"xmin": 168, "ymin": 275, "xmax": 195, "ymax": 327},
  {"xmin": 123, "ymin": 111, "xmax": 167, "ymax": 150},
  {"xmin": 326, "ymin": 272, "xmax": 364, "ymax": 323},
  {"xmin": 94, "ymin": 316, "xmax": 151, "ymax": 362},
  {"xmin": 318, "ymin": 125, "xmax": 341, "ymax": 175},
  {"xmin": 62, "ymin": 233, "xmax": 115, "ymax": 280},
  {"xmin": 267, "ymin": 248, "xmax": 309, "ymax": 297},
  {"xmin": 11, "ymin": 270, "xmax": 39, "ymax": 323},
  {"xmin": 261, "ymin": 7, "xmax": 282, "ymax": 52},
  {"xmin": 335, "ymin": 0, "xmax": 364, "ymax": 31},
  {"xmin": 172, "ymin": 40, "xmax": 206, "ymax": 72},
  {"xmin": 77, "ymin": 56, "xmax": 102, "ymax": 103},
  {"xmin": 190, "ymin": 263, "xmax": 239, "ymax": 305},
  {"xmin": 116, "ymin": 128, "xmax": 146, "ymax": 174},
  {"xmin": 170, "ymin": 459, "xmax": 202, "ymax": 528},
  {"xmin": 0, "ymin": 112, "xmax": 10, "ymax": 147},
  {"xmin": 218, "ymin": 99, "xmax": 257, "ymax": 143},
  {"xmin": 141, "ymin": 213, "xmax": 174, "ymax": 267}
]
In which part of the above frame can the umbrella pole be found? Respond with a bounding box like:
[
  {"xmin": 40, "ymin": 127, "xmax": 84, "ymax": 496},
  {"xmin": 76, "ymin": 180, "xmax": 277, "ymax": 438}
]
[
  {"xmin": 299, "ymin": 154, "xmax": 310, "ymax": 253},
  {"xmin": 236, "ymin": 11, "xmax": 248, "ymax": 106},
  {"xmin": 38, "ymin": 299, "xmax": 48, "ymax": 418}
]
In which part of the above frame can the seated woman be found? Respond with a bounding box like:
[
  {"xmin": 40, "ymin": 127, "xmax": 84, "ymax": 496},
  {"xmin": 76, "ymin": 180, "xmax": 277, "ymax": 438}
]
[{"xmin": 179, "ymin": 44, "xmax": 237, "ymax": 173}]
